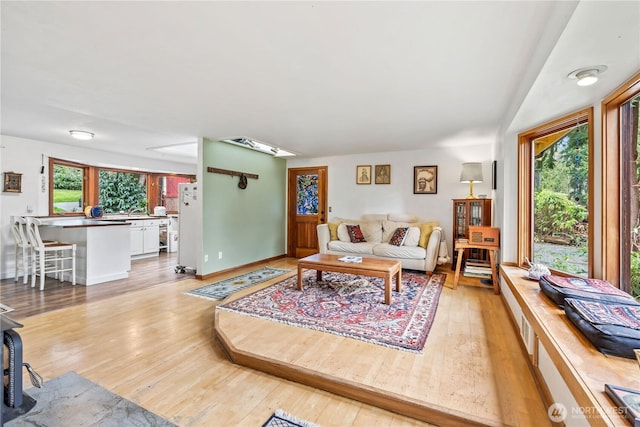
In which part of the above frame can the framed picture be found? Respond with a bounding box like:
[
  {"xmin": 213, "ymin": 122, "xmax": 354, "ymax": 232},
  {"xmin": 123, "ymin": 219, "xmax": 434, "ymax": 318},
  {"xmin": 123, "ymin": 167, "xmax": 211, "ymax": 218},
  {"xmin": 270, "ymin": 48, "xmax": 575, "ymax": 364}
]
[
  {"xmin": 356, "ymin": 165, "xmax": 371, "ymax": 184},
  {"xmin": 3, "ymin": 172, "xmax": 22, "ymax": 193},
  {"xmin": 605, "ymin": 384, "xmax": 640, "ymax": 426},
  {"xmin": 414, "ymin": 166, "xmax": 437, "ymax": 194},
  {"xmin": 375, "ymin": 164, "xmax": 391, "ymax": 184}
]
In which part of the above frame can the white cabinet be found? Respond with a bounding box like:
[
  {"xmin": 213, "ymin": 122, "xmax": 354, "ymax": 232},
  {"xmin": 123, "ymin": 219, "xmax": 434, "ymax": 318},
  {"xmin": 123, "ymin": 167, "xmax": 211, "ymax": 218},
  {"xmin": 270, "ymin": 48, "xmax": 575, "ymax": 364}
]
[
  {"xmin": 130, "ymin": 225, "xmax": 145, "ymax": 255},
  {"xmin": 129, "ymin": 219, "xmax": 160, "ymax": 258}
]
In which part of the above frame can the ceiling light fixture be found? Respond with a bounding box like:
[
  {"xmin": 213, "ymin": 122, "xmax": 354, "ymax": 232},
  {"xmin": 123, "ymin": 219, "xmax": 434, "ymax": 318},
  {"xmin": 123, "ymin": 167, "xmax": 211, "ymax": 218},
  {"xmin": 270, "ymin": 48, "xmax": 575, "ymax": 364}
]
[
  {"xmin": 69, "ymin": 130, "xmax": 94, "ymax": 140},
  {"xmin": 567, "ymin": 65, "xmax": 608, "ymax": 87}
]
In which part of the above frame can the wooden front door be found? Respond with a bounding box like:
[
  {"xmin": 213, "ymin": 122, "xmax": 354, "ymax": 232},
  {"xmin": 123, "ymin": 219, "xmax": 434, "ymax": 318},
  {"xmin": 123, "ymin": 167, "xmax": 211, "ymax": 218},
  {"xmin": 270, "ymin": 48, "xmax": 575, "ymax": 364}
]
[{"xmin": 287, "ymin": 166, "xmax": 328, "ymax": 258}]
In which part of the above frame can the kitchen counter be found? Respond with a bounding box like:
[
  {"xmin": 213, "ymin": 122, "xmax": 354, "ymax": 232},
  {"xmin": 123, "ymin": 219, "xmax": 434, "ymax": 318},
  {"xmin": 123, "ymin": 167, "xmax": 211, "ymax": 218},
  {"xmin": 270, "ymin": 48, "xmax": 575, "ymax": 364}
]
[
  {"xmin": 38, "ymin": 218, "xmax": 130, "ymax": 227},
  {"xmin": 38, "ymin": 217, "xmax": 131, "ymax": 285}
]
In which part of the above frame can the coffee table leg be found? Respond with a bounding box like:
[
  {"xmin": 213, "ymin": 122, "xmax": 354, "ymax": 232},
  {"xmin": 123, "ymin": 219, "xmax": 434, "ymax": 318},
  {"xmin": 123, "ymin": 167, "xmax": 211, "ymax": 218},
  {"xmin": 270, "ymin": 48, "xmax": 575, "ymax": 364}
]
[
  {"xmin": 396, "ymin": 268, "xmax": 402, "ymax": 292},
  {"xmin": 297, "ymin": 265, "xmax": 303, "ymax": 290},
  {"xmin": 316, "ymin": 270, "xmax": 322, "ymax": 282},
  {"xmin": 384, "ymin": 274, "xmax": 391, "ymax": 305}
]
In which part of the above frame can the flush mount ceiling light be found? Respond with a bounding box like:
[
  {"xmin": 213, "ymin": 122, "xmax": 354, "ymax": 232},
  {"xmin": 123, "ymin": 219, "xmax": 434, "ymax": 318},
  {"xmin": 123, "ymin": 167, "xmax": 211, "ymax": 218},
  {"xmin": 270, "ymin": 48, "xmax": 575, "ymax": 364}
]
[
  {"xmin": 69, "ymin": 130, "xmax": 94, "ymax": 140},
  {"xmin": 567, "ymin": 65, "xmax": 608, "ymax": 87}
]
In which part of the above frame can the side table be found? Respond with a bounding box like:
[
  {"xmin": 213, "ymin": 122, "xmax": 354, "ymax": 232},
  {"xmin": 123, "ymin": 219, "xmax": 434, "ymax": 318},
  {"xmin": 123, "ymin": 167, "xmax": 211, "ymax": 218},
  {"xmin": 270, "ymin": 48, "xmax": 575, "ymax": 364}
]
[{"xmin": 452, "ymin": 241, "xmax": 500, "ymax": 294}]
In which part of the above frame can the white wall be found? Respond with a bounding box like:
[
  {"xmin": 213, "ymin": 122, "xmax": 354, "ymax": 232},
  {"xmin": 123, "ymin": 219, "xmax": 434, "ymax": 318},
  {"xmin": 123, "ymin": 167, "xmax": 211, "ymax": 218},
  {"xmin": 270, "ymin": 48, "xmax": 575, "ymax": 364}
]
[
  {"xmin": 0, "ymin": 134, "xmax": 196, "ymax": 279},
  {"xmin": 287, "ymin": 142, "xmax": 496, "ymax": 256}
]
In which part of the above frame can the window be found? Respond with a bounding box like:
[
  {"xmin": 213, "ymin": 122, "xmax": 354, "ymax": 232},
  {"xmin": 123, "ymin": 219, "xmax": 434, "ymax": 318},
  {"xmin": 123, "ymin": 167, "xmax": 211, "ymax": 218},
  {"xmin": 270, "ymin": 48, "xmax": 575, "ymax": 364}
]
[
  {"xmin": 603, "ymin": 71, "xmax": 640, "ymax": 294},
  {"xmin": 151, "ymin": 175, "xmax": 192, "ymax": 213},
  {"xmin": 98, "ymin": 169, "xmax": 148, "ymax": 214},
  {"xmin": 518, "ymin": 108, "xmax": 593, "ymax": 277},
  {"xmin": 49, "ymin": 157, "xmax": 194, "ymax": 216},
  {"xmin": 50, "ymin": 159, "xmax": 88, "ymax": 214}
]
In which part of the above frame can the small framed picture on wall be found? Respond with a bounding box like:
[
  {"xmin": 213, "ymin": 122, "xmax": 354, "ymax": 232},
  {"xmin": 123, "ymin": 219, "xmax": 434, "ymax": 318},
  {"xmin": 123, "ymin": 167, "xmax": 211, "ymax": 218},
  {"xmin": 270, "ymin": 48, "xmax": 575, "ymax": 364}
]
[
  {"xmin": 3, "ymin": 172, "xmax": 22, "ymax": 193},
  {"xmin": 356, "ymin": 165, "xmax": 372, "ymax": 184},
  {"xmin": 414, "ymin": 166, "xmax": 437, "ymax": 194},
  {"xmin": 375, "ymin": 164, "xmax": 391, "ymax": 184}
]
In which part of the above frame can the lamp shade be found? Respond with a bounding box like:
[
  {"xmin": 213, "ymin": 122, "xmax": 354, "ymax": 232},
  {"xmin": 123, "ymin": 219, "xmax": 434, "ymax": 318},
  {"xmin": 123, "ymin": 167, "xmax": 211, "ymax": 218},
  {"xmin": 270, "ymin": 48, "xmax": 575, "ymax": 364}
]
[{"xmin": 460, "ymin": 162, "xmax": 483, "ymax": 183}]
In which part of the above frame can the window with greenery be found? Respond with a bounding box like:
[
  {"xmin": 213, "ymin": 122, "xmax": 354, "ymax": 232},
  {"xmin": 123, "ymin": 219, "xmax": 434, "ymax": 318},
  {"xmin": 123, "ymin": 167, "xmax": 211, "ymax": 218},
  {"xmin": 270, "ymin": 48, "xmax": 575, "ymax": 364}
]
[
  {"xmin": 533, "ymin": 123, "xmax": 589, "ymax": 275},
  {"xmin": 518, "ymin": 108, "xmax": 593, "ymax": 277},
  {"xmin": 51, "ymin": 161, "xmax": 87, "ymax": 214},
  {"xmin": 603, "ymin": 71, "xmax": 640, "ymax": 295},
  {"xmin": 49, "ymin": 157, "xmax": 195, "ymax": 216},
  {"xmin": 98, "ymin": 170, "xmax": 148, "ymax": 214}
]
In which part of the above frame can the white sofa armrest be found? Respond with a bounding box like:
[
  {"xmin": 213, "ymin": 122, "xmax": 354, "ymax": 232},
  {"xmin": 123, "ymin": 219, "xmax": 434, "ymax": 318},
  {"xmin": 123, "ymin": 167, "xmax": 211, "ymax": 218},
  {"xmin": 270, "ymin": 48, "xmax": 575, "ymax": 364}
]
[
  {"xmin": 424, "ymin": 227, "xmax": 442, "ymax": 272},
  {"xmin": 317, "ymin": 223, "xmax": 330, "ymax": 254}
]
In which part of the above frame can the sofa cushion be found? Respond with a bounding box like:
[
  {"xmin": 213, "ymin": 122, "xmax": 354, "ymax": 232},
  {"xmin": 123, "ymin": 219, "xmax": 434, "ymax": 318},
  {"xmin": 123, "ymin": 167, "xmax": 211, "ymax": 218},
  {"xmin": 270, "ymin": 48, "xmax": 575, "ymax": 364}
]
[
  {"xmin": 337, "ymin": 221, "xmax": 383, "ymax": 243},
  {"xmin": 389, "ymin": 227, "xmax": 409, "ymax": 246},
  {"xmin": 373, "ymin": 243, "xmax": 427, "ymax": 259},
  {"xmin": 327, "ymin": 240, "xmax": 376, "ymax": 255},
  {"xmin": 403, "ymin": 226, "xmax": 421, "ymax": 246},
  {"xmin": 388, "ymin": 213, "xmax": 418, "ymax": 222},
  {"xmin": 382, "ymin": 220, "xmax": 418, "ymax": 242},
  {"xmin": 418, "ymin": 222, "xmax": 439, "ymax": 248},
  {"xmin": 328, "ymin": 222, "xmax": 341, "ymax": 241},
  {"xmin": 346, "ymin": 225, "xmax": 366, "ymax": 243}
]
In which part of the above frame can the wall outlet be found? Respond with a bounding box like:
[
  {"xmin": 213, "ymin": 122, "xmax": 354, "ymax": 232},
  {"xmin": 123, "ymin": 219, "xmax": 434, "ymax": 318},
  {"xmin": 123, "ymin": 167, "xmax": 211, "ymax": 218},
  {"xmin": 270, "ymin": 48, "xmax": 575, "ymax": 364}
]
[
  {"xmin": 204, "ymin": 254, "xmax": 209, "ymax": 262},
  {"xmin": 218, "ymin": 251, "xmax": 223, "ymax": 259}
]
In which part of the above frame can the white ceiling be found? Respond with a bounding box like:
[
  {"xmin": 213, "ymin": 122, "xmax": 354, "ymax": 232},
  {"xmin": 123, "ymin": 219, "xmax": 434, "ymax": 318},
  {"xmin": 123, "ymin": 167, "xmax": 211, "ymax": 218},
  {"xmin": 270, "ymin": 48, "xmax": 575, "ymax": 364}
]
[{"xmin": 1, "ymin": 1, "xmax": 638, "ymax": 165}]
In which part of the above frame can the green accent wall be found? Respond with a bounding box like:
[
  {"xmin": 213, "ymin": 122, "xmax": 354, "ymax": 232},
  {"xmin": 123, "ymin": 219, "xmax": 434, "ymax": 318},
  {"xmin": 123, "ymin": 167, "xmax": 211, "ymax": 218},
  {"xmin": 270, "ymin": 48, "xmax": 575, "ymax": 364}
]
[{"xmin": 201, "ymin": 139, "xmax": 287, "ymax": 276}]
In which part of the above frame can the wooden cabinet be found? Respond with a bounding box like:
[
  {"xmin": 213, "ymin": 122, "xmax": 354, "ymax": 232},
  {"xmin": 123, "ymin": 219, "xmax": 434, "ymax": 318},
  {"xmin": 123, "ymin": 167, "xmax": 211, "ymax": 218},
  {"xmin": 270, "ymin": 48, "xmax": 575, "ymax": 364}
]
[{"xmin": 452, "ymin": 198, "xmax": 492, "ymax": 268}]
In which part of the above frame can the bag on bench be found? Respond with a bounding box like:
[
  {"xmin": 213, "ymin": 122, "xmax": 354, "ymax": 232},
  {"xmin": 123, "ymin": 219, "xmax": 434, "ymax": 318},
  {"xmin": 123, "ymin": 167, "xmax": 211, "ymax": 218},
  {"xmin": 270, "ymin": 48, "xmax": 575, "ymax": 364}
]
[
  {"xmin": 539, "ymin": 275, "xmax": 637, "ymax": 308},
  {"xmin": 564, "ymin": 297, "xmax": 640, "ymax": 359}
]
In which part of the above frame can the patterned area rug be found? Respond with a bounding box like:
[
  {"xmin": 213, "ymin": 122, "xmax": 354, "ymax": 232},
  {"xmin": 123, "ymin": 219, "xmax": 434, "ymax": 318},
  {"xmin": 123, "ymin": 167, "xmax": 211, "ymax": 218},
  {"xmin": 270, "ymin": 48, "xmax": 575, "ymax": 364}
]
[
  {"xmin": 185, "ymin": 267, "xmax": 289, "ymax": 301},
  {"xmin": 5, "ymin": 371, "xmax": 175, "ymax": 426},
  {"xmin": 218, "ymin": 271, "xmax": 446, "ymax": 352},
  {"xmin": 262, "ymin": 409, "xmax": 320, "ymax": 427}
]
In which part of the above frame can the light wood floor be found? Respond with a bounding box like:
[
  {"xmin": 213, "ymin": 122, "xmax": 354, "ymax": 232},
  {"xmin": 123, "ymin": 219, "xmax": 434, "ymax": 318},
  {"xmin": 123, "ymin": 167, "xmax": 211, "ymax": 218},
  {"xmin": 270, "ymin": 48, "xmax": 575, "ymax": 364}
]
[{"xmin": 1, "ymin": 255, "xmax": 549, "ymax": 426}]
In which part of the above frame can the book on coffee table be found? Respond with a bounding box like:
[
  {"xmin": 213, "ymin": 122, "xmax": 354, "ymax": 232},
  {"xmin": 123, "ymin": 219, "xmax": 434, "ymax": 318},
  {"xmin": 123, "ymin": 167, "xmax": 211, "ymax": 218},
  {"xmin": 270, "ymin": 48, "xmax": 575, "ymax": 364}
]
[{"xmin": 338, "ymin": 256, "xmax": 363, "ymax": 263}]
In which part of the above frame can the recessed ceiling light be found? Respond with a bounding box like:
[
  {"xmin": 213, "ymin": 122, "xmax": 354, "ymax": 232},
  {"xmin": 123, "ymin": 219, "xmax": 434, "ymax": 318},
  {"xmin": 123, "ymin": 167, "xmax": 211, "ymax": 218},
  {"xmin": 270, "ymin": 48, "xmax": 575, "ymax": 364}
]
[
  {"xmin": 567, "ymin": 65, "xmax": 608, "ymax": 87},
  {"xmin": 69, "ymin": 130, "xmax": 94, "ymax": 140}
]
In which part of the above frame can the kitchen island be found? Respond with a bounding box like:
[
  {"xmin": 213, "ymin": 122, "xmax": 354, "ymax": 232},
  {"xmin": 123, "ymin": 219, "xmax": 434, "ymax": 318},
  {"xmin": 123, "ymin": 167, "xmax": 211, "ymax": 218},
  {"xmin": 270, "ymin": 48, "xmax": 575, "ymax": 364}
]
[{"xmin": 37, "ymin": 218, "xmax": 131, "ymax": 285}]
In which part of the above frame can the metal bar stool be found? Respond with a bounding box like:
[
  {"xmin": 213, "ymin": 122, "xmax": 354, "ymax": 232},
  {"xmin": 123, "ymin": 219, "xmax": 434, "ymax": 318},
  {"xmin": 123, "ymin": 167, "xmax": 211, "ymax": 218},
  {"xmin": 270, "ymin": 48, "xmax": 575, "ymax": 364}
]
[{"xmin": 25, "ymin": 217, "xmax": 76, "ymax": 291}]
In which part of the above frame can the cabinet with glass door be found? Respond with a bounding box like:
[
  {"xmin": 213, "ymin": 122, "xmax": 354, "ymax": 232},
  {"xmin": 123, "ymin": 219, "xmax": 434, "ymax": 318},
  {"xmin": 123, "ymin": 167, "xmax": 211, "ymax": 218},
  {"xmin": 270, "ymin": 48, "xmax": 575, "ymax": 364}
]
[{"xmin": 452, "ymin": 199, "xmax": 492, "ymax": 269}]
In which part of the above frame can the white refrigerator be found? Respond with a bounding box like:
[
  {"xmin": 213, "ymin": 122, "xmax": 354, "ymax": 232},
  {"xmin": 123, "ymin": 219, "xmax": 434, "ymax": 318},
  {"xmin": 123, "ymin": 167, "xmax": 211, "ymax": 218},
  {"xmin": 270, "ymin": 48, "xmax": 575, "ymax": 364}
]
[{"xmin": 176, "ymin": 183, "xmax": 198, "ymax": 273}]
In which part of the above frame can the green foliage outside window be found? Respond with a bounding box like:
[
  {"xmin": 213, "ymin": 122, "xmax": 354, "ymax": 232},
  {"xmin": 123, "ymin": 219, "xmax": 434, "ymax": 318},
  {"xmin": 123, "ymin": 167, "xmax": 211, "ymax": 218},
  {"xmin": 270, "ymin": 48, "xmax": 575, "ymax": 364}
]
[
  {"xmin": 534, "ymin": 189, "xmax": 587, "ymax": 244},
  {"xmin": 98, "ymin": 170, "xmax": 147, "ymax": 214},
  {"xmin": 53, "ymin": 165, "xmax": 82, "ymax": 190},
  {"xmin": 533, "ymin": 124, "xmax": 589, "ymax": 276}
]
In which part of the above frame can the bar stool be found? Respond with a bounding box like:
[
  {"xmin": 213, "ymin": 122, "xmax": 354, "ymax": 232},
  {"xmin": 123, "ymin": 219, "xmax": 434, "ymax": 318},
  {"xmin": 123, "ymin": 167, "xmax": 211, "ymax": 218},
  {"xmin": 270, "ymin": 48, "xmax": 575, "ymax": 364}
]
[
  {"xmin": 25, "ymin": 217, "xmax": 76, "ymax": 291},
  {"xmin": 11, "ymin": 217, "xmax": 31, "ymax": 284}
]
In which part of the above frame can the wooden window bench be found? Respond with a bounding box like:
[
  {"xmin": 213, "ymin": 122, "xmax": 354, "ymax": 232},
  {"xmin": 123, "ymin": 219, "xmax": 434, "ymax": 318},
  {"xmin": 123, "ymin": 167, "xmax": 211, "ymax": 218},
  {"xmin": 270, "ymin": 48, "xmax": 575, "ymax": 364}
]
[{"xmin": 500, "ymin": 265, "xmax": 638, "ymax": 426}]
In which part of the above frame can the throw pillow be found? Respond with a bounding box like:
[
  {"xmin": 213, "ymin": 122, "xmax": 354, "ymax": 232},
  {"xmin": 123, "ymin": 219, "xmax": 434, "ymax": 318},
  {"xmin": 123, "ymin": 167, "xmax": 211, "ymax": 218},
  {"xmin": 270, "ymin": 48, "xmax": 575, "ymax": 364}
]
[
  {"xmin": 418, "ymin": 222, "xmax": 438, "ymax": 248},
  {"xmin": 328, "ymin": 222, "xmax": 340, "ymax": 241},
  {"xmin": 389, "ymin": 227, "xmax": 408, "ymax": 246},
  {"xmin": 346, "ymin": 225, "xmax": 366, "ymax": 243},
  {"xmin": 403, "ymin": 226, "xmax": 421, "ymax": 246}
]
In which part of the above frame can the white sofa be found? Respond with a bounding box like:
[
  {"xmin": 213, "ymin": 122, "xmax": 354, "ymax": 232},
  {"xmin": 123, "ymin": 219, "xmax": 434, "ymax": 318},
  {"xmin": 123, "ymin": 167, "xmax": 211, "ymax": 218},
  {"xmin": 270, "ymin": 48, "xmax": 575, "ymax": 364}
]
[{"xmin": 316, "ymin": 213, "xmax": 444, "ymax": 273}]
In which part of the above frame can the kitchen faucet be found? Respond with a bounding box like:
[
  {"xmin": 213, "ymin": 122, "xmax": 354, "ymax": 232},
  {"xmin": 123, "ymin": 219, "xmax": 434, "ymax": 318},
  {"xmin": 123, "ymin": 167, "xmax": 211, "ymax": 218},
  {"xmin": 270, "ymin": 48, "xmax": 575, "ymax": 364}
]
[{"xmin": 128, "ymin": 208, "xmax": 145, "ymax": 216}]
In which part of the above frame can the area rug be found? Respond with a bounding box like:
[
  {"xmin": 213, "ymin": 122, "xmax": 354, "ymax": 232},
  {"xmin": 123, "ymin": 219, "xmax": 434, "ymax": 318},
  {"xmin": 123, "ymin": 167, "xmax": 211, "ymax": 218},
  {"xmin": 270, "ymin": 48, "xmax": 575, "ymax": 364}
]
[
  {"xmin": 262, "ymin": 408, "xmax": 320, "ymax": 427},
  {"xmin": 185, "ymin": 267, "xmax": 289, "ymax": 301},
  {"xmin": 218, "ymin": 271, "xmax": 446, "ymax": 353},
  {"xmin": 5, "ymin": 371, "xmax": 175, "ymax": 427}
]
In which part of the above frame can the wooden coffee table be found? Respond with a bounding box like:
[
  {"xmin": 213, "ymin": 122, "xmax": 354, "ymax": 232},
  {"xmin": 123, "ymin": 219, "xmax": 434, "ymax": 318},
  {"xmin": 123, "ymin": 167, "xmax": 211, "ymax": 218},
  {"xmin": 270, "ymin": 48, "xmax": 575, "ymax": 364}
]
[{"xmin": 297, "ymin": 254, "xmax": 402, "ymax": 304}]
